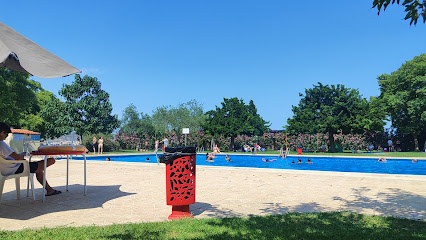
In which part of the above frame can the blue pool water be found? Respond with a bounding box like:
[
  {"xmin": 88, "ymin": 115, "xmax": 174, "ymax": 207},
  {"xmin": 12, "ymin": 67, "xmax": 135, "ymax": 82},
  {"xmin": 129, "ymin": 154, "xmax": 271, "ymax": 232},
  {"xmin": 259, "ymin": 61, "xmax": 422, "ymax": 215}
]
[{"xmin": 76, "ymin": 154, "xmax": 425, "ymax": 176}]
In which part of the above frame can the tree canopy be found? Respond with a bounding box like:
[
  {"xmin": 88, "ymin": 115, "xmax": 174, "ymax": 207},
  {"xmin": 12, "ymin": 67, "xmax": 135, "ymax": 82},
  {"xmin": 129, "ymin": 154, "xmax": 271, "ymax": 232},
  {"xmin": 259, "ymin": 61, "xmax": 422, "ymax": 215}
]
[
  {"xmin": 286, "ymin": 83, "xmax": 385, "ymax": 152},
  {"xmin": 120, "ymin": 103, "xmax": 154, "ymax": 137},
  {"xmin": 373, "ymin": 0, "xmax": 426, "ymax": 25},
  {"xmin": 378, "ymin": 54, "xmax": 426, "ymax": 151},
  {"xmin": 151, "ymin": 99, "xmax": 206, "ymax": 135},
  {"xmin": 204, "ymin": 98, "xmax": 269, "ymax": 151},
  {"xmin": 45, "ymin": 74, "xmax": 119, "ymax": 140},
  {"xmin": 0, "ymin": 69, "xmax": 36, "ymax": 126}
]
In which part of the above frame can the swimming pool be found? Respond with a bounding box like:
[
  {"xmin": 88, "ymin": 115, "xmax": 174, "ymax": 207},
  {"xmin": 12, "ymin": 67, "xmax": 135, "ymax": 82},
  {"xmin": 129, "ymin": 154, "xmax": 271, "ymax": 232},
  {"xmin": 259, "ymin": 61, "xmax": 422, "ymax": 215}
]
[{"xmin": 76, "ymin": 154, "xmax": 425, "ymax": 176}]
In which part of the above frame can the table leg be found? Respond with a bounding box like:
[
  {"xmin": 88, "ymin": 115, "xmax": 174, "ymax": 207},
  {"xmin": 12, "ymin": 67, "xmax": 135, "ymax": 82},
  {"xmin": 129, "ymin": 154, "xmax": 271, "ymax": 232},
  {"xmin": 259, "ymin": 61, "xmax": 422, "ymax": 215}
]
[
  {"xmin": 27, "ymin": 155, "xmax": 32, "ymax": 197},
  {"xmin": 42, "ymin": 155, "xmax": 47, "ymax": 202},
  {"xmin": 66, "ymin": 155, "xmax": 69, "ymax": 191},
  {"xmin": 83, "ymin": 154, "xmax": 86, "ymax": 195}
]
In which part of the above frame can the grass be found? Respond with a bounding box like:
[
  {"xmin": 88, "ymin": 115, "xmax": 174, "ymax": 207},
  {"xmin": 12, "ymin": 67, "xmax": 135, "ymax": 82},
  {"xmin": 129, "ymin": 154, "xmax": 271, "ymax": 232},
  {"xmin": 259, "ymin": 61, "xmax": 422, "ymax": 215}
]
[{"xmin": 0, "ymin": 212, "xmax": 424, "ymax": 240}]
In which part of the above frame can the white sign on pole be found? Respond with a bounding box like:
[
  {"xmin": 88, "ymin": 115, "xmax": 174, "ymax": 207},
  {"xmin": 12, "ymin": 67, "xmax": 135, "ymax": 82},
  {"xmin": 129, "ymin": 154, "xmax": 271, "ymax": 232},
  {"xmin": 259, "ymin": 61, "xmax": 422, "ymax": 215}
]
[{"xmin": 182, "ymin": 128, "xmax": 190, "ymax": 134}]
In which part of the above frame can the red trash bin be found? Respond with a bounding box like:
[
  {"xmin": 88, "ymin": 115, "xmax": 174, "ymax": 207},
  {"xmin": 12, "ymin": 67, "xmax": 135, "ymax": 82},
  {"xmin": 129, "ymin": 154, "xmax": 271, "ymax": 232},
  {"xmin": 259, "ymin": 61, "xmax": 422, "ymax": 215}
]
[
  {"xmin": 297, "ymin": 147, "xmax": 302, "ymax": 155},
  {"xmin": 160, "ymin": 146, "xmax": 196, "ymax": 220}
]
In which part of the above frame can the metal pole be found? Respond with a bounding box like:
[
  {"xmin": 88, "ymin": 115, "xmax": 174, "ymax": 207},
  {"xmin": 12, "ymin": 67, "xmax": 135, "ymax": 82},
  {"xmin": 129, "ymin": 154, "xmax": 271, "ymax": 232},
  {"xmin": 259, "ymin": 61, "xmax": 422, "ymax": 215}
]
[{"xmin": 185, "ymin": 134, "xmax": 187, "ymax": 146}]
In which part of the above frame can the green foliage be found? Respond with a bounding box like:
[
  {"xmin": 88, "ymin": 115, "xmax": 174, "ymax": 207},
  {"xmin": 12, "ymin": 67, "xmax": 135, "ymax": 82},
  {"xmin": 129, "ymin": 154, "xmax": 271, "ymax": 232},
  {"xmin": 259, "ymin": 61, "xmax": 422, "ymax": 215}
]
[
  {"xmin": 40, "ymin": 95, "xmax": 72, "ymax": 139},
  {"xmin": 151, "ymin": 99, "xmax": 207, "ymax": 135},
  {"xmin": 378, "ymin": 54, "xmax": 426, "ymax": 151},
  {"xmin": 373, "ymin": 0, "xmax": 426, "ymax": 25},
  {"xmin": 0, "ymin": 69, "xmax": 35, "ymax": 126},
  {"xmin": 286, "ymin": 83, "xmax": 385, "ymax": 152},
  {"xmin": 204, "ymin": 97, "xmax": 269, "ymax": 150},
  {"xmin": 120, "ymin": 104, "xmax": 154, "ymax": 137},
  {"xmin": 0, "ymin": 212, "xmax": 424, "ymax": 240},
  {"xmin": 57, "ymin": 74, "xmax": 119, "ymax": 141}
]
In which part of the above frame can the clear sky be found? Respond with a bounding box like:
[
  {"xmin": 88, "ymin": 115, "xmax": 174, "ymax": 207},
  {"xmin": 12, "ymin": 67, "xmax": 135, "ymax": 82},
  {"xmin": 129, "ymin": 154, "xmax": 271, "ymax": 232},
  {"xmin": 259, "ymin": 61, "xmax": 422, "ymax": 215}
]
[{"xmin": 2, "ymin": 1, "xmax": 426, "ymax": 130}]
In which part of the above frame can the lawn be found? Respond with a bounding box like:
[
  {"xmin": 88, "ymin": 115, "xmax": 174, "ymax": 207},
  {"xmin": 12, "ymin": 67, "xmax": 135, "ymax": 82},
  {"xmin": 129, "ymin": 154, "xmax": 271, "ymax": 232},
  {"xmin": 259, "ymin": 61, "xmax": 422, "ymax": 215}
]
[{"xmin": 1, "ymin": 212, "xmax": 424, "ymax": 240}]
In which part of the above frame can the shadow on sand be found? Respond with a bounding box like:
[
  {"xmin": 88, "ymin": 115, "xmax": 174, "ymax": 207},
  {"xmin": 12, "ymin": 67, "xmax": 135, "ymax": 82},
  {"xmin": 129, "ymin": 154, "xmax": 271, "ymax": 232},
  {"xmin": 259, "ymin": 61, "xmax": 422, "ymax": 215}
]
[{"xmin": 0, "ymin": 184, "xmax": 135, "ymax": 220}]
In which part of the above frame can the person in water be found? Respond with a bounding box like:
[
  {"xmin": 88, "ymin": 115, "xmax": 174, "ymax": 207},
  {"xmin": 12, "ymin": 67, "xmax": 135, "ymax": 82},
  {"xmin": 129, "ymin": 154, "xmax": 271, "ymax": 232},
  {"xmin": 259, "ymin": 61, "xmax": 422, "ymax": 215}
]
[
  {"xmin": 225, "ymin": 154, "xmax": 231, "ymax": 162},
  {"xmin": 378, "ymin": 157, "xmax": 387, "ymax": 162},
  {"xmin": 297, "ymin": 159, "xmax": 302, "ymax": 163},
  {"xmin": 262, "ymin": 158, "xmax": 277, "ymax": 162},
  {"xmin": 206, "ymin": 153, "xmax": 214, "ymax": 162},
  {"xmin": 307, "ymin": 158, "xmax": 313, "ymax": 164}
]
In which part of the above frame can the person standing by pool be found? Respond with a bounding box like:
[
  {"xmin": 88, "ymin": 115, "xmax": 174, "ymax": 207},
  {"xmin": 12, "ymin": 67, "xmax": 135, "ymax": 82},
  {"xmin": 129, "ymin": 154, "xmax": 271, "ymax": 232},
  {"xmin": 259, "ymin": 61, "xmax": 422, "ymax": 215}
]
[
  {"xmin": 162, "ymin": 137, "xmax": 168, "ymax": 152},
  {"xmin": 155, "ymin": 140, "xmax": 159, "ymax": 153},
  {"xmin": 92, "ymin": 136, "xmax": 97, "ymax": 153},
  {"xmin": 388, "ymin": 139, "xmax": 393, "ymax": 152},
  {"xmin": 98, "ymin": 137, "xmax": 104, "ymax": 154},
  {"xmin": 213, "ymin": 144, "xmax": 220, "ymax": 157}
]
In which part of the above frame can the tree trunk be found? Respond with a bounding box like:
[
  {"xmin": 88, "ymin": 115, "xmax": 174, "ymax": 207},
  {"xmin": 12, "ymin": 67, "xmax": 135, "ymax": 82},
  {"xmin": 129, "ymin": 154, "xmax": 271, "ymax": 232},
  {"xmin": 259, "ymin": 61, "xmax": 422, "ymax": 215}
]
[
  {"xmin": 230, "ymin": 136, "xmax": 235, "ymax": 151},
  {"xmin": 328, "ymin": 131, "xmax": 336, "ymax": 153},
  {"xmin": 414, "ymin": 134, "xmax": 419, "ymax": 151}
]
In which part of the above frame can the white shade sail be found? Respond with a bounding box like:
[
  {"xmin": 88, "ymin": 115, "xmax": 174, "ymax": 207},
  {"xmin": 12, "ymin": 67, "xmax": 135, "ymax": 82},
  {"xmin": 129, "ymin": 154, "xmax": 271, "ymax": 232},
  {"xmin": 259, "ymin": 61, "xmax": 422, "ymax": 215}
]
[{"xmin": 0, "ymin": 22, "xmax": 80, "ymax": 78}]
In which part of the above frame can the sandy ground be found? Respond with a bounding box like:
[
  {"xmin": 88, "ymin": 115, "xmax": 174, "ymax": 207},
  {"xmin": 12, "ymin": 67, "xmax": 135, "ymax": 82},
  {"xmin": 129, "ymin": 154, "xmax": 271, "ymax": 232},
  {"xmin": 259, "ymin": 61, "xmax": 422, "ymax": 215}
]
[{"xmin": 0, "ymin": 158, "xmax": 425, "ymax": 230}]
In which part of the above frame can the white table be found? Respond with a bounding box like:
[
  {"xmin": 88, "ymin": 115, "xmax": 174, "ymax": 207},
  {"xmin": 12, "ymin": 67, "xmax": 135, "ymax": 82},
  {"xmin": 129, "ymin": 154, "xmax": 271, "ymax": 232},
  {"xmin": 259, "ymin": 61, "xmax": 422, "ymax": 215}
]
[{"xmin": 29, "ymin": 151, "xmax": 86, "ymax": 202}]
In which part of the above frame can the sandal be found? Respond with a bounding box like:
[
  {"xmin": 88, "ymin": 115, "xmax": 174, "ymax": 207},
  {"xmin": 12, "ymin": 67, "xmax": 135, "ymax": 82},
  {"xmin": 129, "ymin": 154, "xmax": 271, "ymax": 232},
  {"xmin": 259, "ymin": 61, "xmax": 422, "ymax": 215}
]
[{"xmin": 45, "ymin": 190, "xmax": 62, "ymax": 196}]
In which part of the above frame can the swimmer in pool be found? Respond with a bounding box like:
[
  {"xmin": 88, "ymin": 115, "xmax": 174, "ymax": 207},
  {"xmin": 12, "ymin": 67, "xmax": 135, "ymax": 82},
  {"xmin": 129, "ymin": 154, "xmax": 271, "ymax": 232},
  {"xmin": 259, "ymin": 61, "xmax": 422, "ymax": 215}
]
[
  {"xmin": 307, "ymin": 158, "xmax": 313, "ymax": 164},
  {"xmin": 225, "ymin": 154, "xmax": 231, "ymax": 162},
  {"xmin": 297, "ymin": 159, "xmax": 302, "ymax": 163},
  {"xmin": 378, "ymin": 157, "xmax": 387, "ymax": 162},
  {"xmin": 262, "ymin": 158, "xmax": 277, "ymax": 162},
  {"xmin": 206, "ymin": 153, "xmax": 214, "ymax": 162}
]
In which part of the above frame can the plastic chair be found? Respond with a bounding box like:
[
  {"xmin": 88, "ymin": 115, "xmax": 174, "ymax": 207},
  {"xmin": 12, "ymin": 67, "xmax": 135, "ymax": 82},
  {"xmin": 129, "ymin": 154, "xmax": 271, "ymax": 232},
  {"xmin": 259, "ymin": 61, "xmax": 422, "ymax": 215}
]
[{"xmin": 0, "ymin": 157, "xmax": 35, "ymax": 203}]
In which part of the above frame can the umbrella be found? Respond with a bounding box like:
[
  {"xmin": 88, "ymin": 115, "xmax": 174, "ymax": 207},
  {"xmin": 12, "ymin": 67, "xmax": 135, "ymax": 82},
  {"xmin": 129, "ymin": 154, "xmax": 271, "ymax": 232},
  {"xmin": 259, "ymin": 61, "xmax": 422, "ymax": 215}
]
[{"xmin": 0, "ymin": 21, "xmax": 80, "ymax": 78}]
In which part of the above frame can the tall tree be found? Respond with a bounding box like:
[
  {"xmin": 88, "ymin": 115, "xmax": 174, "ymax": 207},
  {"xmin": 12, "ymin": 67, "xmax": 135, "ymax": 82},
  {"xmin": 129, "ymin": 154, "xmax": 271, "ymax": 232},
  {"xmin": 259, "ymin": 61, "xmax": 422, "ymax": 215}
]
[
  {"xmin": 373, "ymin": 0, "xmax": 426, "ymax": 25},
  {"xmin": 204, "ymin": 98, "xmax": 269, "ymax": 151},
  {"xmin": 378, "ymin": 54, "xmax": 426, "ymax": 151},
  {"xmin": 151, "ymin": 99, "xmax": 206, "ymax": 135},
  {"xmin": 55, "ymin": 74, "xmax": 119, "ymax": 141},
  {"xmin": 0, "ymin": 69, "xmax": 36, "ymax": 126},
  {"xmin": 286, "ymin": 83, "xmax": 385, "ymax": 152},
  {"xmin": 120, "ymin": 104, "xmax": 154, "ymax": 137}
]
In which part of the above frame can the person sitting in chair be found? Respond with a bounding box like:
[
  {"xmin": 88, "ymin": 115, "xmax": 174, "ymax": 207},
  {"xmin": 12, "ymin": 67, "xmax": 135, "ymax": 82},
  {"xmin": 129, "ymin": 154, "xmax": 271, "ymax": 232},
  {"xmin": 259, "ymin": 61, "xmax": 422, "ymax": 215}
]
[{"xmin": 0, "ymin": 122, "xmax": 61, "ymax": 196}]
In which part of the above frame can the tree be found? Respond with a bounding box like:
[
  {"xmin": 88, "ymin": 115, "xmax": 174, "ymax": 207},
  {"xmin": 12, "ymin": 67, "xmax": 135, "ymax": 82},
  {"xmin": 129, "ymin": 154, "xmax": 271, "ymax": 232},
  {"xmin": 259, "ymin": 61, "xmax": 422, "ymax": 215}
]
[
  {"xmin": 0, "ymin": 69, "xmax": 36, "ymax": 126},
  {"xmin": 55, "ymin": 74, "xmax": 119, "ymax": 141},
  {"xmin": 204, "ymin": 98, "xmax": 269, "ymax": 151},
  {"xmin": 40, "ymin": 94, "xmax": 71, "ymax": 138},
  {"xmin": 286, "ymin": 83, "xmax": 385, "ymax": 152},
  {"xmin": 151, "ymin": 99, "xmax": 206, "ymax": 135},
  {"xmin": 378, "ymin": 54, "xmax": 426, "ymax": 151},
  {"xmin": 120, "ymin": 104, "xmax": 154, "ymax": 137},
  {"xmin": 373, "ymin": 0, "xmax": 426, "ymax": 25}
]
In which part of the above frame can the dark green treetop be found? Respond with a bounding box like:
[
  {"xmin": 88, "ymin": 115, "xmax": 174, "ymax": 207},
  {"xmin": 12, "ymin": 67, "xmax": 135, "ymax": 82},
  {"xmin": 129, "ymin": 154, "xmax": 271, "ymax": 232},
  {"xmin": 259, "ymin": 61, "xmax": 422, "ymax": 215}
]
[
  {"xmin": 286, "ymin": 83, "xmax": 385, "ymax": 152},
  {"xmin": 373, "ymin": 0, "xmax": 426, "ymax": 25},
  {"xmin": 55, "ymin": 74, "xmax": 119, "ymax": 141},
  {"xmin": 378, "ymin": 54, "xmax": 426, "ymax": 151},
  {"xmin": 204, "ymin": 97, "xmax": 269, "ymax": 150}
]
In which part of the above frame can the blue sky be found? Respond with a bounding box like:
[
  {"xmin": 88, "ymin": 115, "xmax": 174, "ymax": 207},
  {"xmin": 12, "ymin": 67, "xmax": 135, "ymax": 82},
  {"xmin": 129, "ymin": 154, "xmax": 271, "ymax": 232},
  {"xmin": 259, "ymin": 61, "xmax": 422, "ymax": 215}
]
[{"xmin": 2, "ymin": 1, "xmax": 426, "ymax": 130}]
